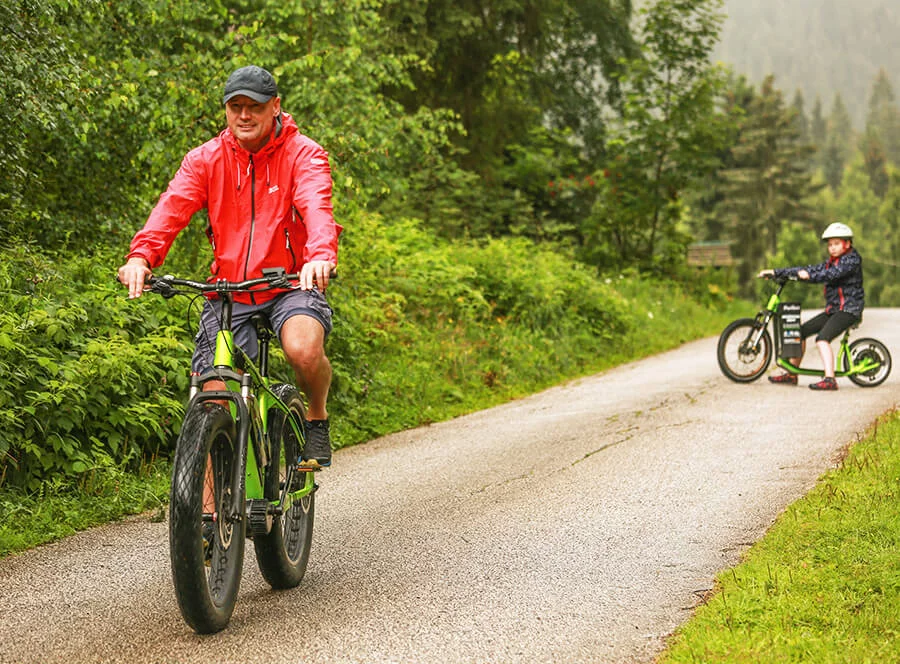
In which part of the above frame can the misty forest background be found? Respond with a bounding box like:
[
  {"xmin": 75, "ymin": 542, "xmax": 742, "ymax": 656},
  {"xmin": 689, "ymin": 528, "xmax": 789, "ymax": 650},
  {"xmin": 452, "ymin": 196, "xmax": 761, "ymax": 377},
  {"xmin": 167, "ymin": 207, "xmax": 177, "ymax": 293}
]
[{"xmin": 1, "ymin": 0, "xmax": 899, "ymax": 493}]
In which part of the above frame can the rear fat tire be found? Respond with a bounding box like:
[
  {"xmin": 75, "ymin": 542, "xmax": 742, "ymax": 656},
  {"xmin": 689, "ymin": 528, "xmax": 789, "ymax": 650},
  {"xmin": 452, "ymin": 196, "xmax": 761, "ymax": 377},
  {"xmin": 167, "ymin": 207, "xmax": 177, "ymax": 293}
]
[
  {"xmin": 254, "ymin": 383, "xmax": 315, "ymax": 589},
  {"xmin": 848, "ymin": 337, "xmax": 892, "ymax": 387},
  {"xmin": 717, "ymin": 318, "xmax": 773, "ymax": 383},
  {"xmin": 169, "ymin": 402, "xmax": 245, "ymax": 634}
]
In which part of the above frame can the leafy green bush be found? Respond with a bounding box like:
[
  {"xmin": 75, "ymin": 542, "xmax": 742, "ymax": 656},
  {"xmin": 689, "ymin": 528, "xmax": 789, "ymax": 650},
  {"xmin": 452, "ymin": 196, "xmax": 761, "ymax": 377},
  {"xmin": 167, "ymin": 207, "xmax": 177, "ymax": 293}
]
[
  {"xmin": 324, "ymin": 214, "xmax": 645, "ymax": 444},
  {"xmin": 0, "ymin": 214, "xmax": 744, "ymax": 494},
  {"xmin": 0, "ymin": 245, "xmax": 190, "ymax": 489},
  {"xmin": 453, "ymin": 237, "xmax": 633, "ymax": 337},
  {"xmin": 0, "ymin": 455, "xmax": 169, "ymax": 556}
]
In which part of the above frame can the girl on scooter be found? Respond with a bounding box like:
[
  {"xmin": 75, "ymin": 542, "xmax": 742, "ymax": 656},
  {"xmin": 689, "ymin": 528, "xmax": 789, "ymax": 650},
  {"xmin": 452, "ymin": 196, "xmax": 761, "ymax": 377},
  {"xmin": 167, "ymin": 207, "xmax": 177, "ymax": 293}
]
[{"xmin": 757, "ymin": 222, "xmax": 864, "ymax": 391}]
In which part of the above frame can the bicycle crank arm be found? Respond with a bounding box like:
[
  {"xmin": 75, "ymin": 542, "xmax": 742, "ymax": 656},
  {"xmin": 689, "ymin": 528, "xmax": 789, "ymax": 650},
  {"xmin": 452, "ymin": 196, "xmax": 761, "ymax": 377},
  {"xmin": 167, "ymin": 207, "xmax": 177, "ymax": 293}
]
[{"xmin": 278, "ymin": 469, "xmax": 319, "ymax": 513}]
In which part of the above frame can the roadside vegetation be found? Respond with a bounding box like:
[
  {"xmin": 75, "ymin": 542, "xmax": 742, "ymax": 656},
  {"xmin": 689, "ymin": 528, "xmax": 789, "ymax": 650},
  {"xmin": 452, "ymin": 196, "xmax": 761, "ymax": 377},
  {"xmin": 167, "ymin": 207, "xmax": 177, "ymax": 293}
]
[
  {"xmin": 0, "ymin": 222, "xmax": 745, "ymax": 556},
  {"xmin": 659, "ymin": 409, "xmax": 900, "ymax": 663},
  {"xmin": 0, "ymin": 460, "xmax": 170, "ymax": 557}
]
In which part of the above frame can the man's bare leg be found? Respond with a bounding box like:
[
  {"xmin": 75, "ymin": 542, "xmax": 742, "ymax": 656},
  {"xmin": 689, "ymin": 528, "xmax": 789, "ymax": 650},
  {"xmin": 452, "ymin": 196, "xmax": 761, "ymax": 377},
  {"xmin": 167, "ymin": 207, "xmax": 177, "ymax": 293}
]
[
  {"xmin": 279, "ymin": 315, "xmax": 331, "ymax": 420},
  {"xmin": 280, "ymin": 314, "xmax": 332, "ymax": 465}
]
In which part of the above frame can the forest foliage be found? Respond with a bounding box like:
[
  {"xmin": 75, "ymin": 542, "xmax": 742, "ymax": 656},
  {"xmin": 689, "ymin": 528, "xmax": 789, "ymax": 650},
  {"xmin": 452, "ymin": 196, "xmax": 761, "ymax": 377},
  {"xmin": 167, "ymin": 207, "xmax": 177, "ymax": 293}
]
[{"xmin": 0, "ymin": 0, "xmax": 897, "ymax": 490}]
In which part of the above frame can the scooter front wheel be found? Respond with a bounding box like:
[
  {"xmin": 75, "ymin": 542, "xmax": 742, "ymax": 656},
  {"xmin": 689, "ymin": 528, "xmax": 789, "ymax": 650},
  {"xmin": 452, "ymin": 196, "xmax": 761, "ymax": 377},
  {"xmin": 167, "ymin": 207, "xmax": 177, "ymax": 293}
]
[{"xmin": 717, "ymin": 318, "xmax": 773, "ymax": 383}]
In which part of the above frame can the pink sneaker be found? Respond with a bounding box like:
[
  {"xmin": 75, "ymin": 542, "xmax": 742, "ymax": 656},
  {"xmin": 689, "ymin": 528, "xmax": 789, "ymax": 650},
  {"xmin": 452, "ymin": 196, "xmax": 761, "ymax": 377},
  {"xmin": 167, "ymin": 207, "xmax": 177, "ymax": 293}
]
[{"xmin": 809, "ymin": 377, "xmax": 838, "ymax": 391}]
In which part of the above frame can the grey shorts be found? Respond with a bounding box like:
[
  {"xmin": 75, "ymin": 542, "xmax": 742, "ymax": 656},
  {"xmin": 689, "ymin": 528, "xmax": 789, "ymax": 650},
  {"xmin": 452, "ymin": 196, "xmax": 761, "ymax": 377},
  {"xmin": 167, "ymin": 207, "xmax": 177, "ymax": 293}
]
[{"xmin": 191, "ymin": 288, "xmax": 333, "ymax": 374}]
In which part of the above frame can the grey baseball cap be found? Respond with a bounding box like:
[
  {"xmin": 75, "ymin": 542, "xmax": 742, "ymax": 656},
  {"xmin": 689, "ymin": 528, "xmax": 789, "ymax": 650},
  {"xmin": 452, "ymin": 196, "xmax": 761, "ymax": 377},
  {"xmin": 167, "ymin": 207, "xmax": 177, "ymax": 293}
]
[{"xmin": 223, "ymin": 66, "xmax": 278, "ymax": 104}]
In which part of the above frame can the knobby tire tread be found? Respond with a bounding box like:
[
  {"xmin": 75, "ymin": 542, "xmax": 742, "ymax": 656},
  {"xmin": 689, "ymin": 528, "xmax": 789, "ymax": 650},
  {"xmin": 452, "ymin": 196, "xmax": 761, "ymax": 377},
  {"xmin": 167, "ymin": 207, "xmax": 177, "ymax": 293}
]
[
  {"xmin": 254, "ymin": 383, "xmax": 315, "ymax": 589},
  {"xmin": 717, "ymin": 318, "xmax": 773, "ymax": 383},
  {"xmin": 169, "ymin": 402, "xmax": 244, "ymax": 634}
]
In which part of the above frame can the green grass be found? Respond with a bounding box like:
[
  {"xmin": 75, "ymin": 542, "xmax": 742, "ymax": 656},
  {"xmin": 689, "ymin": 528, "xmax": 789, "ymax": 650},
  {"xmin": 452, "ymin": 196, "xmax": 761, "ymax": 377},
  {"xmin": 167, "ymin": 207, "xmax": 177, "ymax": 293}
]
[
  {"xmin": 327, "ymin": 270, "xmax": 749, "ymax": 445},
  {"xmin": 659, "ymin": 409, "xmax": 900, "ymax": 663},
  {"xmin": 0, "ymin": 458, "xmax": 169, "ymax": 557}
]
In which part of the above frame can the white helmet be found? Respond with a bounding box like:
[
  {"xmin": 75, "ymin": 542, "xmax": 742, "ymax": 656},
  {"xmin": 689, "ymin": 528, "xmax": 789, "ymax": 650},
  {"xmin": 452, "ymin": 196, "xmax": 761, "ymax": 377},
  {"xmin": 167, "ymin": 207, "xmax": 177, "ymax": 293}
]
[{"xmin": 821, "ymin": 222, "xmax": 853, "ymax": 240}]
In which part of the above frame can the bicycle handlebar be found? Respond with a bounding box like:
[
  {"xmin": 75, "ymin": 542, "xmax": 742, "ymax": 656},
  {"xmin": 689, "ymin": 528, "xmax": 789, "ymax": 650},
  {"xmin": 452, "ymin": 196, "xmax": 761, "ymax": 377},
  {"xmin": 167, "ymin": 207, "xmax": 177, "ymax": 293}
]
[
  {"xmin": 761, "ymin": 274, "xmax": 798, "ymax": 284},
  {"xmin": 148, "ymin": 268, "xmax": 303, "ymax": 299}
]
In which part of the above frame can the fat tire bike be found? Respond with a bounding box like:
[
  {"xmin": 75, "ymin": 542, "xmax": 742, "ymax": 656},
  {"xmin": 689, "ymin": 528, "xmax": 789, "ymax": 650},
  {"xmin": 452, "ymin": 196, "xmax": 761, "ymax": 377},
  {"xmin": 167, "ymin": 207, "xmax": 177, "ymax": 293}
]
[
  {"xmin": 717, "ymin": 276, "xmax": 892, "ymax": 387},
  {"xmin": 148, "ymin": 268, "xmax": 319, "ymax": 634}
]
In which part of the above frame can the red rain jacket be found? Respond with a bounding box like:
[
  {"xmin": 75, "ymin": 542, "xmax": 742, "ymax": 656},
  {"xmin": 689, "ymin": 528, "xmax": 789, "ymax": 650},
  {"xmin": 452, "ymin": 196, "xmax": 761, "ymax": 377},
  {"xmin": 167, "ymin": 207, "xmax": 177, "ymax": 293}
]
[{"xmin": 128, "ymin": 112, "xmax": 342, "ymax": 303}]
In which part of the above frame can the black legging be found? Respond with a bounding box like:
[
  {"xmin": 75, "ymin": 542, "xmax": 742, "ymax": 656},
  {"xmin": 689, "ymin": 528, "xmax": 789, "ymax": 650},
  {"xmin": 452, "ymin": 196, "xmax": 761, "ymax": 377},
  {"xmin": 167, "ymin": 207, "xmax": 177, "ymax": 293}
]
[{"xmin": 800, "ymin": 311, "xmax": 860, "ymax": 343}]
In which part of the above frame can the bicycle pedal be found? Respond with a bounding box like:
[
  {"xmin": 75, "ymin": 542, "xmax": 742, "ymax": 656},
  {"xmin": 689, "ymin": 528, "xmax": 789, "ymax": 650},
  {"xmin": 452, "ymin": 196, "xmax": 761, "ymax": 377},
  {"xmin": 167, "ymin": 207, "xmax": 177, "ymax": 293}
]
[{"xmin": 295, "ymin": 460, "xmax": 323, "ymax": 472}]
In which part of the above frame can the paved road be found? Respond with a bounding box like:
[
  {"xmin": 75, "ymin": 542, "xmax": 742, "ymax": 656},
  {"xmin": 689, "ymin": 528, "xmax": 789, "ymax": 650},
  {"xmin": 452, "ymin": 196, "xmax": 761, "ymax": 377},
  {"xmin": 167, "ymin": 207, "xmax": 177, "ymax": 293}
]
[{"xmin": 1, "ymin": 310, "xmax": 898, "ymax": 664}]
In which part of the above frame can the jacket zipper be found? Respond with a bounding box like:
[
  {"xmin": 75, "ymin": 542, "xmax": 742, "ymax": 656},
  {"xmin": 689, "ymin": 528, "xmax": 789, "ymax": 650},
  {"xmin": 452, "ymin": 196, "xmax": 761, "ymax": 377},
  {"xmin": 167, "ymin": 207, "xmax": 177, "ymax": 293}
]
[
  {"xmin": 244, "ymin": 155, "xmax": 257, "ymax": 304},
  {"xmin": 285, "ymin": 228, "xmax": 297, "ymax": 271}
]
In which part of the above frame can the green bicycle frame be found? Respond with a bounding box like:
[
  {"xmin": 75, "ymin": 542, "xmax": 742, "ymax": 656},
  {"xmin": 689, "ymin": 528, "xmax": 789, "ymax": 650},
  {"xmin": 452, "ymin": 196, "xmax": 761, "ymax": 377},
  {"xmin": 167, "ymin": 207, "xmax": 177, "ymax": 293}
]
[
  {"xmin": 189, "ymin": 323, "xmax": 315, "ymax": 520},
  {"xmin": 763, "ymin": 282, "xmax": 881, "ymax": 378},
  {"xmin": 236, "ymin": 340, "xmax": 316, "ymax": 513}
]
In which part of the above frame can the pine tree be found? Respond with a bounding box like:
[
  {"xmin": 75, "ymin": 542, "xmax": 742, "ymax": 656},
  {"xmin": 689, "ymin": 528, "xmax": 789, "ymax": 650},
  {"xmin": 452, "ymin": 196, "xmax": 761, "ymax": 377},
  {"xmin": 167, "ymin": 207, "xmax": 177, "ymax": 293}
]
[
  {"xmin": 790, "ymin": 89, "xmax": 809, "ymax": 144},
  {"xmin": 876, "ymin": 174, "xmax": 900, "ymax": 305},
  {"xmin": 859, "ymin": 130, "xmax": 890, "ymax": 198},
  {"xmin": 865, "ymin": 68, "xmax": 900, "ymax": 166},
  {"xmin": 685, "ymin": 73, "xmax": 755, "ymax": 243},
  {"xmin": 716, "ymin": 75, "xmax": 823, "ymax": 291},
  {"xmin": 810, "ymin": 96, "xmax": 827, "ymax": 149},
  {"xmin": 823, "ymin": 93, "xmax": 855, "ymax": 190},
  {"xmin": 809, "ymin": 95, "xmax": 827, "ymax": 172}
]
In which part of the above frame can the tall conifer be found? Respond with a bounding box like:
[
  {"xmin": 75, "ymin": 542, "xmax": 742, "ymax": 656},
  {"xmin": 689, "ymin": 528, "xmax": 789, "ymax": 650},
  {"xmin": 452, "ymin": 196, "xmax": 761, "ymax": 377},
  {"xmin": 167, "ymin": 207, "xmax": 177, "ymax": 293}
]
[
  {"xmin": 823, "ymin": 93, "xmax": 855, "ymax": 190},
  {"xmin": 865, "ymin": 68, "xmax": 900, "ymax": 165},
  {"xmin": 790, "ymin": 89, "xmax": 809, "ymax": 144},
  {"xmin": 716, "ymin": 75, "xmax": 822, "ymax": 291},
  {"xmin": 809, "ymin": 95, "xmax": 827, "ymax": 170}
]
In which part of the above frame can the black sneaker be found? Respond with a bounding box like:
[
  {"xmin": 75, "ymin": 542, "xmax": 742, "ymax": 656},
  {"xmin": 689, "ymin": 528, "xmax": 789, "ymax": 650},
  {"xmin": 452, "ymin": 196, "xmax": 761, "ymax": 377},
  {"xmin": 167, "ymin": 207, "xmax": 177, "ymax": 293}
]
[
  {"xmin": 809, "ymin": 377, "xmax": 838, "ymax": 391},
  {"xmin": 299, "ymin": 419, "xmax": 332, "ymax": 468}
]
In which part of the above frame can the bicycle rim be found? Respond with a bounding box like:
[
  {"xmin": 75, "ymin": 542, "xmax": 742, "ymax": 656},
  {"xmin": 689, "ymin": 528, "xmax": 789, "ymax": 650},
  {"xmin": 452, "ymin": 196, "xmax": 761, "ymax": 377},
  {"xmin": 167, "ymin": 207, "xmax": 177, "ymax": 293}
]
[
  {"xmin": 717, "ymin": 319, "xmax": 772, "ymax": 382},
  {"xmin": 848, "ymin": 338, "xmax": 892, "ymax": 387}
]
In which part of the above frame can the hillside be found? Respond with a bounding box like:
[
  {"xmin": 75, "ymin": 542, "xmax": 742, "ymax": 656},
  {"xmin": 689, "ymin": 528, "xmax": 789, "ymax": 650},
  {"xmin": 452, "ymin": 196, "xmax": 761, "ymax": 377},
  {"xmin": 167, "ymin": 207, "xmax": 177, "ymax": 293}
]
[{"xmin": 714, "ymin": 0, "xmax": 900, "ymax": 126}]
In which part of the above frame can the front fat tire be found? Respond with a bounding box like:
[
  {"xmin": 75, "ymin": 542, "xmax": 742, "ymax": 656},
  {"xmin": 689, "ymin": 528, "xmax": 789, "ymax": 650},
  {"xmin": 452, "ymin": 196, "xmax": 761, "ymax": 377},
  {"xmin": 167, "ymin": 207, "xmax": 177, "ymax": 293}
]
[
  {"xmin": 254, "ymin": 383, "xmax": 315, "ymax": 590},
  {"xmin": 717, "ymin": 318, "xmax": 773, "ymax": 383},
  {"xmin": 169, "ymin": 402, "xmax": 245, "ymax": 634},
  {"xmin": 848, "ymin": 337, "xmax": 892, "ymax": 387}
]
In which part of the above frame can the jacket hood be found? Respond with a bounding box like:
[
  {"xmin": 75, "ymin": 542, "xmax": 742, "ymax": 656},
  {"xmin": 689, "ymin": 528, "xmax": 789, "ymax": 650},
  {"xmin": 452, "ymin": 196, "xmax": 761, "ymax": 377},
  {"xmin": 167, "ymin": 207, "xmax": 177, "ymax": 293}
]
[{"xmin": 221, "ymin": 112, "xmax": 301, "ymax": 191}]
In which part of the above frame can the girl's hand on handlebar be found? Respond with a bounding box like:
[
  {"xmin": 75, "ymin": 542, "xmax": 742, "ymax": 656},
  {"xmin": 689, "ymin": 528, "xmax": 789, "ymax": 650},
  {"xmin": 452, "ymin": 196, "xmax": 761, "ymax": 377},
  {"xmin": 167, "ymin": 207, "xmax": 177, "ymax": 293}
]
[
  {"xmin": 757, "ymin": 269, "xmax": 774, "ymax": 279},
  {"xmin": 117, "ymin": 257, "xmax": 152, "ymax": 299}
]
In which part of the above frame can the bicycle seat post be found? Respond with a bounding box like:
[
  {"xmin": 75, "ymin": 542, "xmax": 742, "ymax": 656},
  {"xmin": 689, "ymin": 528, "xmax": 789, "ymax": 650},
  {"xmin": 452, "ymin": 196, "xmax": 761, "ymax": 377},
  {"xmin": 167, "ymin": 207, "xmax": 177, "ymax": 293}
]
[{"xmin": 251, "ymin": 314, "xmax": 273, "ymax": 378}]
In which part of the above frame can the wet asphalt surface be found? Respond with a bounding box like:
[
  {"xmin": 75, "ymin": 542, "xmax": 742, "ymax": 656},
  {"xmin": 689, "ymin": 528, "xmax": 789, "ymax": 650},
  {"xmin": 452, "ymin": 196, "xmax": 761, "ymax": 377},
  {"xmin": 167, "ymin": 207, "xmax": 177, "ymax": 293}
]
[{"xmin": 1, "ymin": 309, "xmax": 898, "ymax": 664}]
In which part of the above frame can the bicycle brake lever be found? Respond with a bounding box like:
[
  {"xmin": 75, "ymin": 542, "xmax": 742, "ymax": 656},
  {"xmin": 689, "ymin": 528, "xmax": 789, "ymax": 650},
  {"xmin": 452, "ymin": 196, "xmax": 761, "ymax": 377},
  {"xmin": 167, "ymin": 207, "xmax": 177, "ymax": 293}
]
[{"xmin": 150, "ymin": 276, "xmax": 178, "ymax": 299}]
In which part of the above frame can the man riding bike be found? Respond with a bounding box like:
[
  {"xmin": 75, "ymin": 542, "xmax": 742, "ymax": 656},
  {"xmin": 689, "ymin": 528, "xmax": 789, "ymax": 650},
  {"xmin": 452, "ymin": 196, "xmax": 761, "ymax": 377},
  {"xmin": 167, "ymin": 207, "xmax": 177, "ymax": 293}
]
[{"xmin": 117, "ymin": 65, "xmax": 341, "ymax": 466}]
